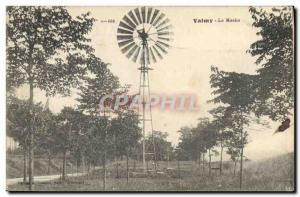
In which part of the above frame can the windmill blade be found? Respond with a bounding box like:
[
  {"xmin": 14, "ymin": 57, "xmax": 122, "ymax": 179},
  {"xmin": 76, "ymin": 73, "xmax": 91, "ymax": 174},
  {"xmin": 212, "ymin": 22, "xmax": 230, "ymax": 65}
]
[
  {"xmin": 147, "ymin": 7, "xmax": 153, "ymax": 23},
  {"xmin": 153, "ymin": 13, "xmax": 165, "ymax": 27},
  {"xmin": 134, "ymin": 8, "xmax": 142, "ymax": 24},
  {"xmin": 126, "ymin": 44, "xmax": 138, "ymax": 59},
  {"xmin": 119, "ymin": 21, "xmax": 135, "ymax": 31},
  {"xmin": 118, "ymin": 39, "xmax": 134, "ymax": 48},
  {"xmin": 123, "ymin": 15, "xmax": 137, "ymax": 29},
  {"xmin": 158, "ymin": 31, "xmax": 174, "ymax": 36},
  {"xmin": 121, "ymin": 42, "xmax": 135, "ymax": 54},
  {"xmin": 117, "ymin": 7, "xmax": 172, "ymax": 64},
  {"xmin": 128, "ymin": 10, "xmax": 139, "ymax": 25},
  {"xmin": 150, "ymin": 9, "xmax": 160, "ymax": 24},
  {"xmin": 156, "ymin": 18, "xmax": 170, "ymax": 29},
  {"xmin": 152, "ymin": 45, "xmax": 163, "ymax": 59},
  {"xmin": 155, "ymin": 42, "xmax": 168, "ymax": 54},
  {"xmin": 157, "ymin": 24, "xmax": 172, "ymax": 33},
  {"xmin": 158, "ymin": 36, "xmax": 173, "ymax": 42},
  {"xmin": 149, "ymin": 47, "xmax": 157, "ymax": 63},
  {"xmin": 148, "ymin": 36, "xmax": 170, "ymax": 51},
  {"xmin": 132, "ymin": 47, "xmax": 141, "ymax": 62},
  {"xmin": 117, "ymin": 28, "xmax": 133, "ymax": 35},
  {"xmin": 141, "ymin": 7, "xmax": 146, "ymax": 23},
  {"xmin": 157, "ymin": 40, "xmax": 170, "ymax": 48},
  {"xmin": 146, "ymin": 24, "xmax": 155, "ymax": 34},
  {"xmin": 117, "ymin": 35, "xmax": 133, "ymax": 41}
]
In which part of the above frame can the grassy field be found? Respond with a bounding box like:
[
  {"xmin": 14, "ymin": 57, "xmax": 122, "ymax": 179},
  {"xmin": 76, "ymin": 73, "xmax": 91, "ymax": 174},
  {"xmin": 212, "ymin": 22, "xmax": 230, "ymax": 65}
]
[{"xmin": 7, "ymin": 153, "xmax": 294, "ymax": 192}]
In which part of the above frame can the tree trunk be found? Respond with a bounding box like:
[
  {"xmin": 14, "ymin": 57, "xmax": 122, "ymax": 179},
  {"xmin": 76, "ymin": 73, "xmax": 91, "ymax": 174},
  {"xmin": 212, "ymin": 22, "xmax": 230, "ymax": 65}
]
[
  {"xmin": 28, "ymin": 82, "xmax": 34, "ymax": 190},
  {"xmin": 220, "ymin": 144, "xmax": 223, "ymax": 175},
  {"xmin": 126, "ymin": 150, "xmax": 129, "ymax": 183},
  {"xmin": 23, "ymin": 145, "xmax": 27, "ymax": 183},
  {"xmin": 240, "ymin": 147, "xmax": 244, "ymax": 190},
  {"xmin": 76, "ymin": 160, "xmax": 79, "ymax": 175},
  {"xmin": 87, "ymin": 160, "xmax": 91, "ymax": 173},
  {"xmin": 146, "ymin": 159, "xmax": 149, "ymax": 172},
  {"xmin": 71, "ymin": 163, "xmax": 73, "ymax": 175},
  {"xmin": 62, "ymin": 150, "xmax": 67, "ymax": 180},
  {"xmin": 167, "ymin": 149, "xmax": 170, "ymax": 169},
  {"xmin": 202, "ymin": 153, "xmax": 205, "ymax": 172},
  {"xmin": 47, "ymin": 155, "xmax": 51, "ymax": 175},
  {"xmin": 208, "ymin": 149, "xmax": 211, "ymax": 176},
  {"xmin": 133, "ymin": 159, "xmax": 136, "ymax": 172},
  {"xmin": 177, "ymin": 159, "xmax": 181, "ymax": 179},
  {"xmin": 233, "ymin": 160, "xmax": 237, "ymax": 176},
  {"xmin": 81, "ymin": 153, "xmax": 85, "ymax": 173},
  {"xmin": 198, "ymin": 151, "xmax": 201, "ymax": 169},
  {"xmin": 103, "ymin": 151, "xmax": 106, "ymax": 190},
  {"xmin": 239, "ymin": 112, "xmax": 244, "ymax": 190},
  {"xmin": 116, "ymin": 162, "xmax": 119, "ymax": 179}
]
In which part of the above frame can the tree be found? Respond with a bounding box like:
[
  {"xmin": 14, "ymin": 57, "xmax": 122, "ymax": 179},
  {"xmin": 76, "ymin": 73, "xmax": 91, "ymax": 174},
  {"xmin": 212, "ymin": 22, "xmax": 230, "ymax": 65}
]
[
  {"xmin": 111, "ymin": 110, "xmax": 141, "ymax": 182},
  {"xmin": 225, "ymin": 130, "xmax": 242, "ymax": 177},
  {"xmin": 84, "ymin": 115, "xmax": 109, "ymax": 174},
  {"xmin": 7, "ymin": 97, "xmax": 31, "ymax": 183},
  {"xmin": 77, "ymin": 54, "xmax": 122, "ymax": 190},
  {"xmin": 55, "ymin": 107, "xmax": 75, "ymax": 180},
  {"xmin": 70, "ymin": 114, "xmax": 91, "ymax": 174},
  {"xmin": 56, "ymin": 107, "xmax": 93, "ymax": 180},
  {"xmin": 209, "ymin": 106, "xmax": 229, "ymax": 175},
  {"xmin": 145, "ymin": 130, "xmax": 173, "ymax": 171},
  {"xmin": 176, "ymin": 118, "xmax": 217, "ymax": 176},
  {"xmin": 226, "ymin": 146, "xmax": 240, "ymax": 176},
  {"xmin": 198, "ymin": 121, "xmax": 217, "ymax": 176},
  {"xmin": 209, "ymin": 66, "xmax": 252, "ymax": 188},
  {"xmin": 77, "ymin": 55, "xmax": 121, "ymax": 116},
  {"xmin": 176, "ymin": 127, "xmax": 194, "ymax": 161},
  {"xmin": 248, "ymin": 7, "xmax": 294, "ymax": 121},
  {"xmin": 7, "ymin": 6, "xmax": 96, "ymax": 189},
  {"xmin": 34, "ymin": 107, "xmax": 58, "ymax": 175},
  {"xmin": 7, "ymin": 96, "xmax": 45, "ymax": 183}
]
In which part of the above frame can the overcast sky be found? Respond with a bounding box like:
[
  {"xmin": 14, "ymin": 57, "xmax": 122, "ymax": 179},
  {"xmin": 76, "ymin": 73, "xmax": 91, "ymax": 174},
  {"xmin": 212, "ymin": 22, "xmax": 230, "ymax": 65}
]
[{"xmin": 15, "ymin": 6, "xmax": 294, "ymax": 161}]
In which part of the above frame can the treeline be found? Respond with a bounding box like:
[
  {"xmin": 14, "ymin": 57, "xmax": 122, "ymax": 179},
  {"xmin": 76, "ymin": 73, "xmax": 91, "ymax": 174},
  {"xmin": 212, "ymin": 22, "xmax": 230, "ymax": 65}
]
[{"xmin": 7, "ymin": 93, "xmax": 173, "ymax": 181}]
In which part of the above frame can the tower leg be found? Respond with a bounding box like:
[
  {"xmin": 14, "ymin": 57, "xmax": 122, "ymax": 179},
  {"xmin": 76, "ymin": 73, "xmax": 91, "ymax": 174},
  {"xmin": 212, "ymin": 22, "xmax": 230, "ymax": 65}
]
[{"xmin": 139, "ymin": 42, "xmax": 156, "ymax": 173}]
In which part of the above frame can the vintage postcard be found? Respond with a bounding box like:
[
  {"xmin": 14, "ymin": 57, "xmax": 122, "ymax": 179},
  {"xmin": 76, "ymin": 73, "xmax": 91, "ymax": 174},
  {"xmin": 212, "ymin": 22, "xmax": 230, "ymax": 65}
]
[{"xmin": 6, "ymin": 6, "xmax": 295, "ymax": 192}]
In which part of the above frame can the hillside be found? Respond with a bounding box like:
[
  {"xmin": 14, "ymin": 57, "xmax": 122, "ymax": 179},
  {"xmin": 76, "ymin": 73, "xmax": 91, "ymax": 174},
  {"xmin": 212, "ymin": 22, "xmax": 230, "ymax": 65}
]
[
  {"xmin": 241, "ymin": 152, "xmax": 294, "ymax": 191},
  {"xmin": 7, "ymin": 155, "xmax": 78, "ymax": 179}
]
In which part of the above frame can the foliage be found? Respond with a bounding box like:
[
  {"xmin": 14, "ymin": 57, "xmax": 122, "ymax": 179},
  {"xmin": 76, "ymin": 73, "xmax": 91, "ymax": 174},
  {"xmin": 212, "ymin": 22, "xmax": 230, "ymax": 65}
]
[
  {"xmin": 248, "ymin": 7, "xmax": 294, "ymax": 121},
  {"xmin": 176, "ymin": 119, "xmax": 217, "ymax": 161},
  {"xmin": 7, "ymin": 96, "xmax": 47, "ymax": 147},
  {"xmin": 111, "ymin": 110, "xmax": 142, "ymax": 158},
  {"xmin": 77, "ymin": 55, "xmax": 121, "ymax": 115},
  {"xmin": 7, "ymin": 6, "xmax": 96, "ymax": 95},
  {"xmin": 145, "ymin": 131, "xmax": 173, "ymax": 161}
]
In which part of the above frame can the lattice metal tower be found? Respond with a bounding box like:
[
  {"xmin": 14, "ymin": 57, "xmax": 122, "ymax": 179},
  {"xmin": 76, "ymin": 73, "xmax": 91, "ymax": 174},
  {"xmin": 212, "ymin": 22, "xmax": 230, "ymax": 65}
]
[{"xmin": 117, "ymin": 6, "xmax": 173, "ymax": 172}]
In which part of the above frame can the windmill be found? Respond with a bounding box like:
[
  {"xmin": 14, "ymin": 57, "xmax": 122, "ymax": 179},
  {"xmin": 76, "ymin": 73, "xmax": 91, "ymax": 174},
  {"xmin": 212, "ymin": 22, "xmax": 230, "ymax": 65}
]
[{"xmin": 117, "ymin": 7, "xmax": 173, "ymax": 172}]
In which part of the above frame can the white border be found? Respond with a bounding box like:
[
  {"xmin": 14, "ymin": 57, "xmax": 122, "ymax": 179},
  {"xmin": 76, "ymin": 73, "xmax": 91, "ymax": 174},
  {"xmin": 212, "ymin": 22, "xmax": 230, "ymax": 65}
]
[{"xmin": 1, "ymin": 0, "xmax": 299, "ymax": 196}]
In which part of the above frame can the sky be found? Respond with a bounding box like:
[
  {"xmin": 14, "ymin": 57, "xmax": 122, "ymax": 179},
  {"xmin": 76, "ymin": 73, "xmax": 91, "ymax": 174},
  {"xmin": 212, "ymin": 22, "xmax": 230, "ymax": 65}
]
[{"xmin": 15, "ymin": 6, "xmax": 294, "ymax": 161}]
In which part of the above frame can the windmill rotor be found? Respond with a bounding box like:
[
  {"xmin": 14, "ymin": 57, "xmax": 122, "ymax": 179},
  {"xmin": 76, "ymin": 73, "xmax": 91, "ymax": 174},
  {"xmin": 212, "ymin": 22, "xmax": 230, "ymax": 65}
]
[{"xmin": 117, "ymin": 7, "xmax": 173, "ymax": 64}]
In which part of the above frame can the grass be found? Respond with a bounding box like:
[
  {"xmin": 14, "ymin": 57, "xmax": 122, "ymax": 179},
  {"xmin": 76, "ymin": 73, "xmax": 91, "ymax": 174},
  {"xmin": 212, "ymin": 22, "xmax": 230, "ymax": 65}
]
[
  {"xmin": 7, "ymin": 153, "xmax": 294, "ymax": 192},
  {"xmin": 7, "ymin": 156, "xmax": 80, "ymax": 178}
]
